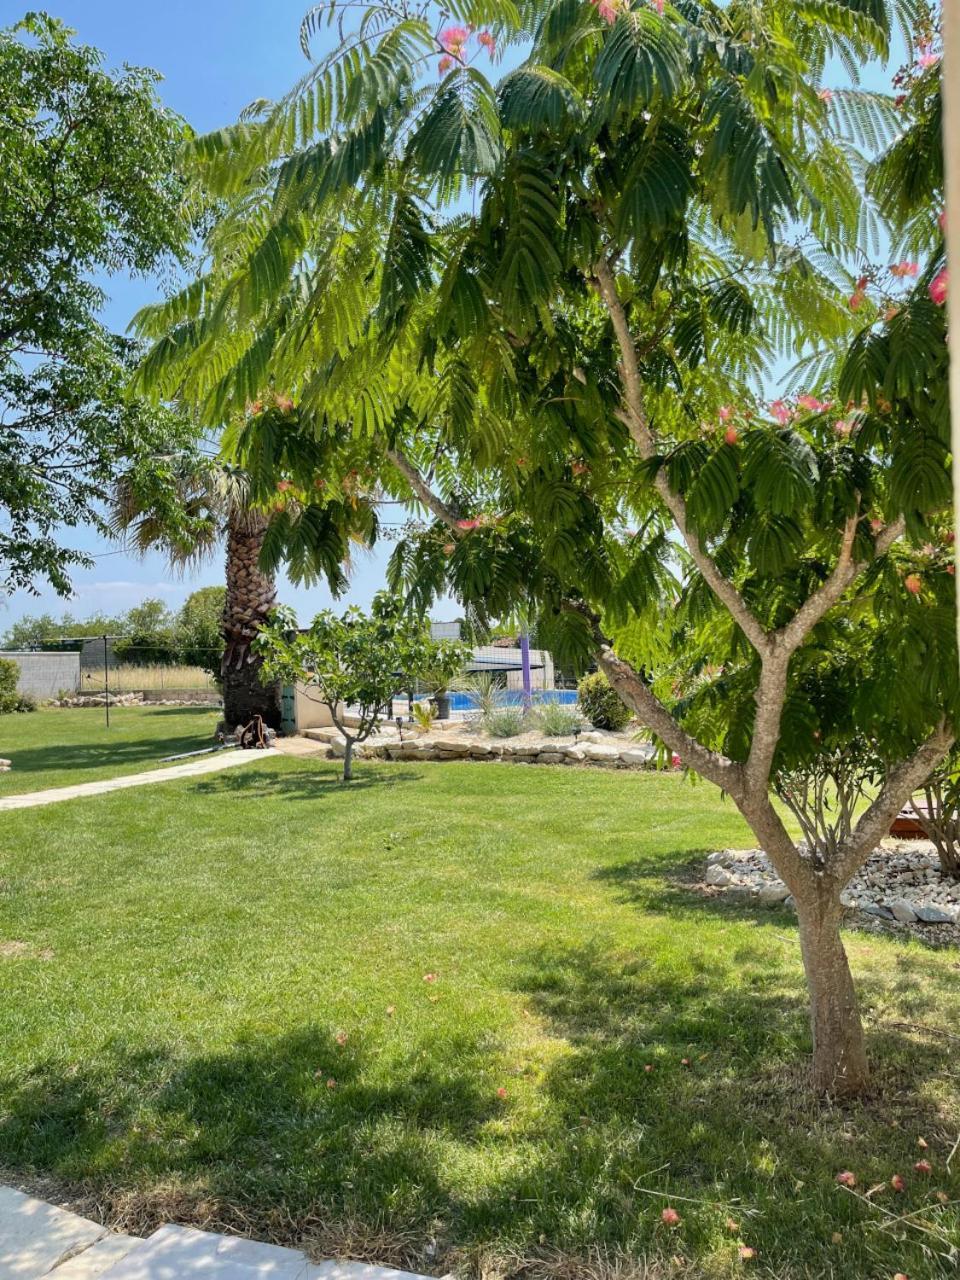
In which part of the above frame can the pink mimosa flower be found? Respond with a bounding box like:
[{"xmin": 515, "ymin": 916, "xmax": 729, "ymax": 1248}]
[
  {"xmin": 456, "ymin": 518, "xmax": 482, "ymax": 530},
  {"xmin": 718, "ymin": 405, "xmax": 733, "ymax": 420},
  {"xmin": 440, "ymin": 25, "xmax": 468, "ymax": 56},
  {"xmin": 929, "ymin": 269, "xmax": 948, "ymax": 306},
  {"xmin": 438, "ymin": 55, "xmax": 453, "ymax": 75},
  {"xmin": 818, "ymin": 89, "xmax": 833, "ymax": 102},
  {"xmin": 650, "ymin": 0, "xmax": 665, "ymax": 13},
  {"xmin": 890, "ymin": 261, "xmax": 919, "ymax": 278},
  {"xmin": 477, "ymin": 29, "xmax": 495, "ymax": 54},
  {"xmin": 797, "ymin": 395, "xmax": 829, "ymax": 412},
  {"xmin": 918, "ymin": 51, "xmax": 940, "ymax": 69},
  {"xmin": 596, "ymin": 0, "xmax": 619, "ymax": 22},
  {"xmin": 770, "ymin": 399, "xmax": 792, "ymax": 424}
]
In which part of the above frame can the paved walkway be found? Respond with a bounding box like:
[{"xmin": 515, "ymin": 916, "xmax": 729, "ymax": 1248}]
[
  {"xmin": 0, "ymin": 749, "xmax": 279, "ymax": 812},
  {"xmin": 0, "ymin": 1186, "xmax": 436, "ymax": 1279}
]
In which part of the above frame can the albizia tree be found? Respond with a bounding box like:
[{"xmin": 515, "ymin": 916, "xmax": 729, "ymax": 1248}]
[{"xmin": 136, "ymin": 0, "xmax": 953, "ymax": 1095}]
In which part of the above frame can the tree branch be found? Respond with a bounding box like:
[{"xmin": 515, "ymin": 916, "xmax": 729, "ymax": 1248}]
[
  {"xmin": 775, "ymin": 513, "xmax": 905, "ymax": 654},
  {"xmin": 564, "ymin": 600, "xmax": 742, "ymax": 793},
  {"xmin": 834, "ymin": 721, "xmax": 955, "ymax": 884},
  {"xmin": 386, "ymin": 447, "xmax": 460, "ymax": 529},
  {"xmin": 592, "ymin": 258, "xmax": 771, "ymax": 656}
]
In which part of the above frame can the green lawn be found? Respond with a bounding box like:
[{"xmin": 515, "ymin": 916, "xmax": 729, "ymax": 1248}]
[
  {"xmin": 0, "ymin": 706, "xmax": 221, "ymax": 795},
  {"xmin": 0, "ymin": 753, "xmax": 957, "ymax": 1279}
]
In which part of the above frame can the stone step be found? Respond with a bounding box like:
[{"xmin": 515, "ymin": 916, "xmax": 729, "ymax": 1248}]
[
  {"xmin": 0, "ymin": 1185, "xmax": 106, "ymax": 1279},
  {"xmin": 47, "ymin": 1234, "xmax": 142, "ymax": 1278},
  {"xmin": 97, "ymin": 1224, "xmax": 309, "ymax": 1278}
]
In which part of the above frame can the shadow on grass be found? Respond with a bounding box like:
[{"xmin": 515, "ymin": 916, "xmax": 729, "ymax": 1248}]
[
  {"xmin": 192, "ymin": 763, "xmax": 425, "ymax": 799},
  {"xmin": 0, "ymin": 942, "xmax": 956, "ymax": 1277},
  {"xmin": 1, "ymin": 717, "xmax": 221, "ymax": 780}
]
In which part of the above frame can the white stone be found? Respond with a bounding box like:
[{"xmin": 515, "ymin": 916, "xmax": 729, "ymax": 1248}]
[
  {"xmin": 619, "ymin": 748, "xmax": 652, "ymax": 767},
  {"xmin": 50, "ymin": 1234, "xmax": 143, "ymax": 1277},
  {"xmin": 888, "ymin": 899, "xmax": 918, "ymax": 923},
  {"xmin": 0, "ymin": 1185, "xmax": 106, "ymax": 1280},
  {"xmin": 705, "ymin": 865, "xmax": 732, "ymax": 887},
  {"xmin": 758, "ymin": 881, "xmax": 790, "ymax": 905},
  {"xmin": 914, "ymin": 902, "xmax": 958, "ymax": 924},
  {"xmin": 707, "ymin": 850, "xmax": 733, "ymax": 867},
  {"xmin": 581, "ymin": 744, "xmax": 622, "ymax": 763}
]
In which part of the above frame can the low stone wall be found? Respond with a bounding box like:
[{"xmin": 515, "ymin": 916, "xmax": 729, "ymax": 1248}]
[
  {"xmin": 303, "ymin": 725, "xmax": 655, "ymax": 769},
  {"xmin": 59, "ymin": 691, "xmax": 221, "ymax": 708},
  {"xmin": 140, "ymin": 689, "xmax": 221, "ymax": 705}
]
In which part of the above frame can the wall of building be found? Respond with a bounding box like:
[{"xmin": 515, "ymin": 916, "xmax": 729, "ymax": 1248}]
[
  {"xmin": 2, "ymin": 651, "xmax": 80, "ymax": 699},
  {"xmin": 293, "ymin": 683, "xmax": 344, "ymax": 731}
]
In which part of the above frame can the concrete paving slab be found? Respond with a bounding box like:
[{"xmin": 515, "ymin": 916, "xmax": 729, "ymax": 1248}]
[
  {"xmin": 47, "ymin": 1235, "xmax": 142, "ymax": 1278},
  {"xmin": 0, "ymin": 1186, "xmax": 106, "ymax": 1279},
  {"xmin": 0, "ymin": 749, "xmax": 278, "ymax": 812},
  {"xmin": 97, "ymin": 1225, "xmax": 309, "ymax": 1279}
]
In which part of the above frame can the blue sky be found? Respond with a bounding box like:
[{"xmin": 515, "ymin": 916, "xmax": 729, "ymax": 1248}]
[
  {"xmin": 0, "ymin": 0, "xmax": 443, "ymax": 632},
  {"xmin": 1, "ymin": 3, "xmax": 904, "ymax": 634}
]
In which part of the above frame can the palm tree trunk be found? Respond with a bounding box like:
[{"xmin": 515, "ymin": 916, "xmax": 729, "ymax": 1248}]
[{"xmin": 221, "ymin": 510, "xmax": 281, "ymax": 729}]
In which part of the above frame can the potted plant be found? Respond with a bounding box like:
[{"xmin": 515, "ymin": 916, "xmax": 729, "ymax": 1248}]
[{"xmin": 421, "ymin": 651, "xmax": 466, "ymax": 720}]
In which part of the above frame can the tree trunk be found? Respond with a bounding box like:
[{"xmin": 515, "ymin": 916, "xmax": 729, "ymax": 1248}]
[
  {"xmin": 221, "ymin": 510, "xmax": 281, "ymax": 729},
  {"xmin": 342, "ymin": 737, "xmax": 354, "ymax": 782},
  {"xmin": 794, "ymin": 890, "xmax": 869, "ymax": 1097},
  {"xmin": 937, "ymin": 841, "xmax": 960, "ymax": 878}
]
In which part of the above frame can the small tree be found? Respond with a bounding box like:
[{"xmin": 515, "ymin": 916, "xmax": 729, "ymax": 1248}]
[
  {"xmin": 256, "ymin": 594, "xmax": 466, "ymax": 781},
  {"xmin": 909, "ymin": 754, "xmax": 960, "ymax": 879}
]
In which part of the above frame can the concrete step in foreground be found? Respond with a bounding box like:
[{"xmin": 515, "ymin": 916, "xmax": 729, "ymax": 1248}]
[{"xmin": 0, "ymin": 1187, "xmax": 437, "ymax": 1280}]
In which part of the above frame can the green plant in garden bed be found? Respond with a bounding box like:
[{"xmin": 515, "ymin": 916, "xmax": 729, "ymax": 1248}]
[
  {"xmin": 577, "ymin": 673, "xmax": 631, "ymax": 732},
  {"xmin": 535, "ymin": 699, "xmax": 582, "ymax": 737},
  {"xmin": 482, "ymin": 706, "xmax": 526, "ymax": 738}
]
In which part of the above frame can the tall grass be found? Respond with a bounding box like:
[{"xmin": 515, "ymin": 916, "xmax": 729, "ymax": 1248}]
[{"xmin": 79, "ymin": 665, "xmax": 216, "ymax": 692}]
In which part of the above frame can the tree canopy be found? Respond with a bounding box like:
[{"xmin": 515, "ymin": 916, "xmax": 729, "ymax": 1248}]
[{"xmin": 0, "ymin": 13, "xmax": 198, "ymax": 595}]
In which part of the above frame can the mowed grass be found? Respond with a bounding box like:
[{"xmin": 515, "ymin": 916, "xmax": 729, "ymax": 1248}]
[
  {"xmin": 0, "ymin": 706, "xmax": 221, "ymax": 795},
  {"xmin": 0, "ymin": 754, "xmax": 957, "ymax": 1279}
]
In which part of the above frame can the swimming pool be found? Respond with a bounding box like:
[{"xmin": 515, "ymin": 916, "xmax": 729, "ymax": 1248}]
[{"xmin": 448, "ymin": 689, "xmax": 579, "ymax": 712}]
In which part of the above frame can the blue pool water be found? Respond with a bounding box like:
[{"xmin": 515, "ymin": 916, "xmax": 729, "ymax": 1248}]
[{"xmin": 448, "ymin": 689, "xmax": 578, "ymax": 712}]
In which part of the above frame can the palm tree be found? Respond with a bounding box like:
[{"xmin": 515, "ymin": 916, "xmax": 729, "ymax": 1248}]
[{"xmin": 111, "ymin": 456, "xmax": 283, "ymax": 729}]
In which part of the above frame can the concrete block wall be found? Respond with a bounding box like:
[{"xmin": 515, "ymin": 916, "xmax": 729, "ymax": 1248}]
[{"xmin": 2, "ymin": 651, "xmax": 80, "ymax": 699}]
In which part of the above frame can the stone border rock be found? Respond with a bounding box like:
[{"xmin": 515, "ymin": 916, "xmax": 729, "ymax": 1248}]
[
  {"xmin": 700, "ymin": 843, "xmax": 960, "ymax": 944},
  {"xmin": 303, "ymin": 725, "xmax": 657, "ymax": 770}
]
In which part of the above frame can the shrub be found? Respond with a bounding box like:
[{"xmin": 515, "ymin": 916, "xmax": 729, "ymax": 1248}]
[
  {"xmin": 0, "ymin": 659, "xmax": 33, "ymax": 713},
  {"xmin": 454, "ymin": 671, "xmax": 501, "ymax": 719},
  {"xmin": 411, "ymin": 699, "xmax": 437, "ymax": 731},
  {"xmin": 536, "ymin": 699, "xmax": 582, "ymax": 736},
  {"xmin": 577, "ymin": 672, "xmax": 632, "ymax": 731},
  {"xmin": 482, "ymin": 706, "xmax": 525, "ymax": 738},
  {"xmin": 0, "ymin": 657, "xmax": 18, "ymax": 714}
]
